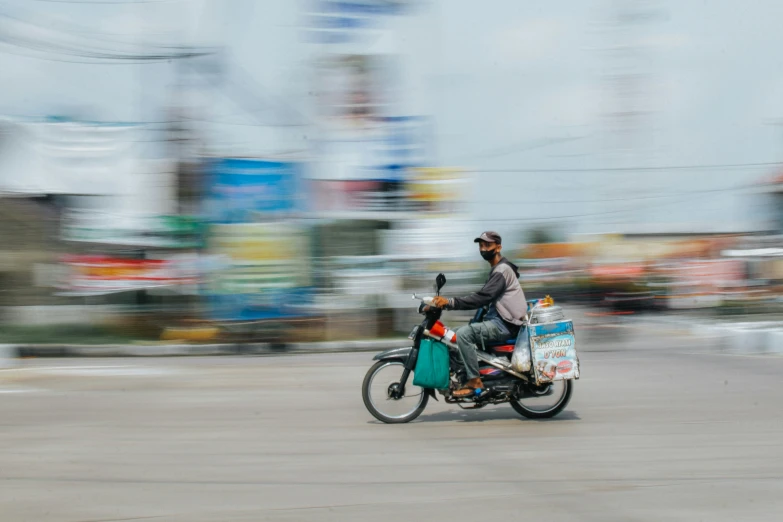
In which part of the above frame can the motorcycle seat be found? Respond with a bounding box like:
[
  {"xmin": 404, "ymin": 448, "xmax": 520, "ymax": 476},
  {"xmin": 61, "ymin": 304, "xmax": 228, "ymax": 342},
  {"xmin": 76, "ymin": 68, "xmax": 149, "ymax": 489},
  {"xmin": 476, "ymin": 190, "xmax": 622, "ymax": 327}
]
[
  {"xmin": 490, "ymin": 344, "xmax": 515, "ymax": 354},
  {"xmin": 484, "ymin": 338, "xmax": 517, "ymax": 354}
]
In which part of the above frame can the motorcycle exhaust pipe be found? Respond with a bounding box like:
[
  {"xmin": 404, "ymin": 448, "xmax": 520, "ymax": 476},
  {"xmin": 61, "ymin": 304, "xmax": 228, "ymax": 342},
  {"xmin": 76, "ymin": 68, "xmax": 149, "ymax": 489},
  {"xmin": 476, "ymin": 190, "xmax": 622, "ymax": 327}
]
[{"xmin": 491, "ymin": 385, "xmax": 512, "ymax": 392}]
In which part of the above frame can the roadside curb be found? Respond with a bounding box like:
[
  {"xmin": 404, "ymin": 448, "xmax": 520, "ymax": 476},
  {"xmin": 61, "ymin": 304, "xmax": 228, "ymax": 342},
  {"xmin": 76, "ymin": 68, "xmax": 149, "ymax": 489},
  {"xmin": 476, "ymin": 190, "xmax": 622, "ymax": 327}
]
[
  {"xmin": 601, "ymin": 314, "xmax": 783, "ymax": 356},
  {"xmin": 9, "ymin": 338, "xmax": 412, "ymax": 358},
  {"xmin": 5, "ymin": 321, "xmax": 782, "ymax": 358},
  {"xmin": 685, "ymin": 323, "xmax": 783, "ymax": 355}
]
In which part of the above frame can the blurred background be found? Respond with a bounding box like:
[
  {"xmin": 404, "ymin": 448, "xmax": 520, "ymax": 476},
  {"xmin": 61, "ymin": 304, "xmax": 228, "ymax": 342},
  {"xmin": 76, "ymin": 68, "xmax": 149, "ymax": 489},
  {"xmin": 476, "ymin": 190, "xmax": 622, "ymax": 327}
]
[{"xmin": 2, "ymin": 0, "xmax": 783, "ymax": 346}]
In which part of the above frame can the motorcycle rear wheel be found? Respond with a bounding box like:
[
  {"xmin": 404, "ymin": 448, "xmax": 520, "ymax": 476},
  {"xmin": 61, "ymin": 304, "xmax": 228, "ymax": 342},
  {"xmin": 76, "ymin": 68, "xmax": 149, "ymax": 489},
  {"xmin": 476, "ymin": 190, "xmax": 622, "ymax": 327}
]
[
  {"xmin": 362, "ymin": 360, "xmax": 429, "ymax": 424},
  {"xmin": 511, "ymin": 379, "xmax": 573, "ymax": 419}
]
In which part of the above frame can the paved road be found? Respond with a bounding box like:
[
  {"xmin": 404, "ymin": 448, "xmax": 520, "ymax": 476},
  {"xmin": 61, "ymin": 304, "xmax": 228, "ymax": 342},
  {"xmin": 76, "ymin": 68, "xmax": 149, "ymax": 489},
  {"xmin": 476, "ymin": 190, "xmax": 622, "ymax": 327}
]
[{"xmin": 1, "ymin": 340, "xmax": 782, "ymax": 521}]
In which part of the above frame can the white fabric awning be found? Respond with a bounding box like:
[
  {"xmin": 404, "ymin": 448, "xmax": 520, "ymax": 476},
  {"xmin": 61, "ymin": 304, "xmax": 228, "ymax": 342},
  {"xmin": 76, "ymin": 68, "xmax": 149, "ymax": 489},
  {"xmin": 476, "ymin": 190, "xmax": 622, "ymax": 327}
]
[{"xmin": 0, "ymin": 120, "xmax": 142, "ymax": 196}]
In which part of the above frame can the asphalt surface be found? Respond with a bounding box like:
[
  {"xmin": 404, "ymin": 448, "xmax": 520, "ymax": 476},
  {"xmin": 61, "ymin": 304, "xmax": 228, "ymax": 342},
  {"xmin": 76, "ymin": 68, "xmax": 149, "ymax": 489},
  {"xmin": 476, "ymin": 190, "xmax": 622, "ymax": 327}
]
[{"xmin": 1, "ymin": 334, "xmax": 783, "ymax": 521}]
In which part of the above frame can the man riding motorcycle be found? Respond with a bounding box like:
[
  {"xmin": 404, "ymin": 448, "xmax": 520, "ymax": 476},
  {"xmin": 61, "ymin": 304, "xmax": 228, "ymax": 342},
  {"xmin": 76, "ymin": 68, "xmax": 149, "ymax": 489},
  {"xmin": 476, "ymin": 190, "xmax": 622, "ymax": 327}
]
[{"xmin": 431, "ymin": 231, "xmax": 527, "ymax": 397}]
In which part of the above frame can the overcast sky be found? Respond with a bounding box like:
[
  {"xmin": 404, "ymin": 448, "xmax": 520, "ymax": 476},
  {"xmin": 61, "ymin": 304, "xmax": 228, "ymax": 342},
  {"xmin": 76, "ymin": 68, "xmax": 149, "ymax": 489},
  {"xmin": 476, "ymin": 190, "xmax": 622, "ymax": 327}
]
[{"xmin": 1, "ymin": 0, "xmax": 781, "ymax": 233}]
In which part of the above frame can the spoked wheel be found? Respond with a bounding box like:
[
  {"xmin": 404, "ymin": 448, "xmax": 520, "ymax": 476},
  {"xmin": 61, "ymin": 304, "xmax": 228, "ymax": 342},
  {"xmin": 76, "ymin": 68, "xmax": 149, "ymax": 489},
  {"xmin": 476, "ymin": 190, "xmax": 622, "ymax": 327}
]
[
  {"xmin": 362, "ymin": 360, "xmax": 429, "ymax": 424},
  {"xmin": 511, "ymin": 380, "xmax": 573, "ymax": 419}
]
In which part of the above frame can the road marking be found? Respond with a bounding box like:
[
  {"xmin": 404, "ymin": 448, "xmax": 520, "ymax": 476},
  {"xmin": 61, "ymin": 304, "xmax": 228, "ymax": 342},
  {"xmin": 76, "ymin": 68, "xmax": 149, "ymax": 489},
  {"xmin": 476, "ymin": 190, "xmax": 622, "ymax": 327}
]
[
  {"xmin": 10, "ymin": 365, "xmax": 130, "ymax": 371},
  {"xmin": 0, "ymin": 386, "xmax": 47, "ymax": 394},
  {"xmin": 679, "ymin": 351, "xmax": 783, "ymax": 359},
  {"xmin": 10, "ymin": 365, "xmax": 177, "ymax": 377}
]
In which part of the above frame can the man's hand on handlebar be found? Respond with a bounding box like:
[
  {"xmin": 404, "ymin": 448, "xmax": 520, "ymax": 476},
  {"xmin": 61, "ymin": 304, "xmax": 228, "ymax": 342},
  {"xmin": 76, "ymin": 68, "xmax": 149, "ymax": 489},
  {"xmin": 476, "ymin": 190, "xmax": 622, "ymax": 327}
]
[{"xmin": 431, "ymin": 296, "xmax": 449, "ymax": 308}]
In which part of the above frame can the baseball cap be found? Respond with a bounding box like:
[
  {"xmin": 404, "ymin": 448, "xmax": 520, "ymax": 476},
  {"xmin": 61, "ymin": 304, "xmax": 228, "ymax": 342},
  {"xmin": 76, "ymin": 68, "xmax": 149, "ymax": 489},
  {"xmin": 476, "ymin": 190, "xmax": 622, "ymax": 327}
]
[{"xmin": 473, "ymin": 231, "xmax": 502, "ymax": 244}]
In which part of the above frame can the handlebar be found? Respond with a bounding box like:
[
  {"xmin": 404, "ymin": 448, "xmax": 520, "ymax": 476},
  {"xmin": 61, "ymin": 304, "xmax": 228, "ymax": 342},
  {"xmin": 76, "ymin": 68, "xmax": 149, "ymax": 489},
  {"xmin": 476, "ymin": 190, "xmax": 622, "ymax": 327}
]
[{"xmin": 412, "ymin": 294, "xmax": 436, "ymax": 306}]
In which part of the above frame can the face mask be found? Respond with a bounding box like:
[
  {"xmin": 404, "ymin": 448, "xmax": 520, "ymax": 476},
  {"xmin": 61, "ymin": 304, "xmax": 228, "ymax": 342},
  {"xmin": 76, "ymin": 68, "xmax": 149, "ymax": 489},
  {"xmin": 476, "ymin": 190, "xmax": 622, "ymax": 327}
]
[{"xmin": 480, "ymin": 249, "xmax": 496, "ymax": 261}]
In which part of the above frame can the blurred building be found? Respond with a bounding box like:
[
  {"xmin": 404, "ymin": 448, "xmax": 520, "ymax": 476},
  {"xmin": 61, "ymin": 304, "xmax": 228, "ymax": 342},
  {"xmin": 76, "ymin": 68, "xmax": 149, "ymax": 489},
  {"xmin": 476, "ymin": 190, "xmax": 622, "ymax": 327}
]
[
  {"xmin": 304, "ymin": 0, "xmax": 432, "ymax": 218},
  {"xmin": 0, "ymin": 117, "xmax": 178, "ymax": 308}
]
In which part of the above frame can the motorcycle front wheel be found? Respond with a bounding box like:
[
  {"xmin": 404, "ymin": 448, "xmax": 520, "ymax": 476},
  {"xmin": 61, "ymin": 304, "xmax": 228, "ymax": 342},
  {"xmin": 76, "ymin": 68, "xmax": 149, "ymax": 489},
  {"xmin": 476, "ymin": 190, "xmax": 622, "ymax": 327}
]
[
  {"xmin": 511, "ymin": 379, "xmax": 573, "ymax": 419},
  {"xmin": 362, "ymin": 360, "xmax": 429, "ymax": 424}
]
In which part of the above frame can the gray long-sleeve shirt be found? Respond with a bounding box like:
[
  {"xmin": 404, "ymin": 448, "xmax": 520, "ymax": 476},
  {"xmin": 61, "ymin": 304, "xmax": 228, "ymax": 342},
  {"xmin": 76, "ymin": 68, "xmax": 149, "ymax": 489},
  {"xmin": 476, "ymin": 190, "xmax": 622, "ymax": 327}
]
[{"xmin": 448, "ymin": 257, "xmax": 527, "ymax": 326}]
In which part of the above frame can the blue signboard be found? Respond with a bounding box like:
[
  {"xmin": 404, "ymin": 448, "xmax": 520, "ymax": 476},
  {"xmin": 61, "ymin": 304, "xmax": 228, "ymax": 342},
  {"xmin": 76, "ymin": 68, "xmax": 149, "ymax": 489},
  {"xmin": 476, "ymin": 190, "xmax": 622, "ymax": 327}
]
[
  {"xmin": 204, "ymin": 158, "xmax": 302, "ymax": 223},
  {"xmin": 306, "ymin": 0, "xmax": 409, "ymax": 44}
]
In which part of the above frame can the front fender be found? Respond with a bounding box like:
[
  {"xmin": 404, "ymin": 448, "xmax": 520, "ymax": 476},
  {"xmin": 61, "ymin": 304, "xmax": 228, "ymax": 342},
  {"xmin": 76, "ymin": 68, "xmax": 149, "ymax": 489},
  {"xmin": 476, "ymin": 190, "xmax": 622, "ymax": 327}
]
[
  {"xmin": 372, "ymin": 346, "xmax": 440, "ymax": 401},
  {"xmin": 372, "ymin": 346, "xmax": 413, "ymax": 361}
]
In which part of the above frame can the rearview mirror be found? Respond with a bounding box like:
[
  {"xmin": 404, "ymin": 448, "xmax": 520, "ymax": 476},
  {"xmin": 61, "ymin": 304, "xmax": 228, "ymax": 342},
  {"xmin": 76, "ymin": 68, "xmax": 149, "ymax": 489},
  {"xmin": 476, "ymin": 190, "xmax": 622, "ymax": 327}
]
[{"xmin": 435, "ymin": 273, "xmax": 447, "ymax": 295}]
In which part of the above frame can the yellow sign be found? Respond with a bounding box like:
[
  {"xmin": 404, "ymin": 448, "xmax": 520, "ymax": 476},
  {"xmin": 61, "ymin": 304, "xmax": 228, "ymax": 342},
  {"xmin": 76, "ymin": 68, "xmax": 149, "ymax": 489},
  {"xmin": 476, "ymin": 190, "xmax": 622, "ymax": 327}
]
[
  {"xmin": 408, "ymin": 167, "xmax": 464, "ymax": 203},
  {"xmin": 209, "ymin": 223, "xmax": 311, "ymax": 292}
]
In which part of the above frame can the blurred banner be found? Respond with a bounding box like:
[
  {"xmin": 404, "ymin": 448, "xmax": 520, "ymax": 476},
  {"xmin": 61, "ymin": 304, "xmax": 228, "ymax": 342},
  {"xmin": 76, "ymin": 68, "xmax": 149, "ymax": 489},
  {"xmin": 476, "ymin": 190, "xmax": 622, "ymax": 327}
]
[
  {"xmin": 59, "ymin": 255, "xmax": 200, "ymax": 296},
  {"xmin": 206, "ymin": 223, "xmax": 312, "ymax": 321},
  {"xmin": 59, "ymin": 214, "xmax": 206, "ymax": 296},
  {"xmin": 308, "ymin": 119, "xmax": 432, "ymax": 212},
  {"xmin": 63, "ymin": 214, "xmax": 204, "ymax": 249},
  {"xmin": 665, "ymin": 259, "xmax": 745, "ymax": 289}
]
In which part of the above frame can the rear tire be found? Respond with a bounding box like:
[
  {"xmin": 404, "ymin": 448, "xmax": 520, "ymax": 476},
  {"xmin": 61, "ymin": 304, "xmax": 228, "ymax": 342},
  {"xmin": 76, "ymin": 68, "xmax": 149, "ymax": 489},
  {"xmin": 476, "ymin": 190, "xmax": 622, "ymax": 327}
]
[
  {"xmin": 362, "ymin": 360, "xmax": 429, "ymax": 424},
  {"xmin": 511, "ymin": 380, "xmax": 573, "ymax": 419}
]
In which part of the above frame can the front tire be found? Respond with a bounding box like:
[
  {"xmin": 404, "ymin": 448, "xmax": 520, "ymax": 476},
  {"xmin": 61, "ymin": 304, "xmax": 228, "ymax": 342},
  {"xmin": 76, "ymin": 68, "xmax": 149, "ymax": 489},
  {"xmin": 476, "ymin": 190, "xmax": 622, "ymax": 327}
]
[
  {"xmin": 362, "ymin": 360, "xmax": 429, "ymax": 424},
  {"xmin": 511, "ymin": 379, "xmax": 573, "ymax": 419}
]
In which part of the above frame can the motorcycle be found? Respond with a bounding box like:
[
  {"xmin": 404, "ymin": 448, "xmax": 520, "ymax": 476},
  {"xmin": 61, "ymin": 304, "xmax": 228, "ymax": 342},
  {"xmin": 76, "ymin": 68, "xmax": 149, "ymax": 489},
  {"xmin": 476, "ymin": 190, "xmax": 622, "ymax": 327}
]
[{"xmin": 362, "ymin": 273, "xmax": 578, "ymax": 424}]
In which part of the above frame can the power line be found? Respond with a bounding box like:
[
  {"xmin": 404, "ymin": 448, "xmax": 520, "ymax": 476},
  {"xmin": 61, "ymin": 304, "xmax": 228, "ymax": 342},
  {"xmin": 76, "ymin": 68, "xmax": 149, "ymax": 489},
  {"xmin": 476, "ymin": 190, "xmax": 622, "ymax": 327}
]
[
  {"xmin": 182, "ymin": 115, "xmax": 307, "ymax": 128},
  {"xmin": 27, "ymin": 0, "xmax": 172, "ymax": 5},
  {"xmin": 454, "ymin": 135, "xmax": 588, "ymax": 163},
  {"xmin": 29, "ymin": 0, "xmax": 172, "ymax": 4},
  {"xmin": 468, "ymin": 161, "xmax": 783, "ymax": 173},
  {"xmin": 0, "ymin": 38, "xmax": 209, "ymax": 62},
  {"xmin": 176, "ymin": 56, "xmax": 309, "ymax": 129},
  {"xmin": 291, "ymin": 189, "xmax": 711, "ymax": 223},
  {"xmin": 463, "ymin": 194, "xmax": 702, "ymax": 223},
  {"xmin": 228, "ymin": 60, "xmax": 308, "ymax": 126},
  {"xmin": 479, "ymin": 180, "xmax": 768, "ymax": 223},
  {"xmin": 0, "ymin": 38, "xmax": 207, "ymax": 63},
  {"xmin": 0, "ymin": 7, "xmax": 212, "ymax": 63},
  {"xmin": 490, "ymin": 181, "xmax": 762, "ymax": 205},
  {"xmin": 0, "ymin": 43, "xmax": 151, "ymax": 64}
]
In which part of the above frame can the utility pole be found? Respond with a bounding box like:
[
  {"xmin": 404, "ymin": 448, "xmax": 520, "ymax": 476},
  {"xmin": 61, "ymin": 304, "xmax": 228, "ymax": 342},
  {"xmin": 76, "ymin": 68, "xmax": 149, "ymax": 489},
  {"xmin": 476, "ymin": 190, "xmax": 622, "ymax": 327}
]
[
  {"xmin": 764, "ymin": 118, "xmax": 783, "ymax": 233},
  {"xmin": 599, "ymin": 0, "xmax": 664, "ymax": 233},
  {"xmin": 166, "ymin": 51, "xmax": 224, "ymax": 216}
]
